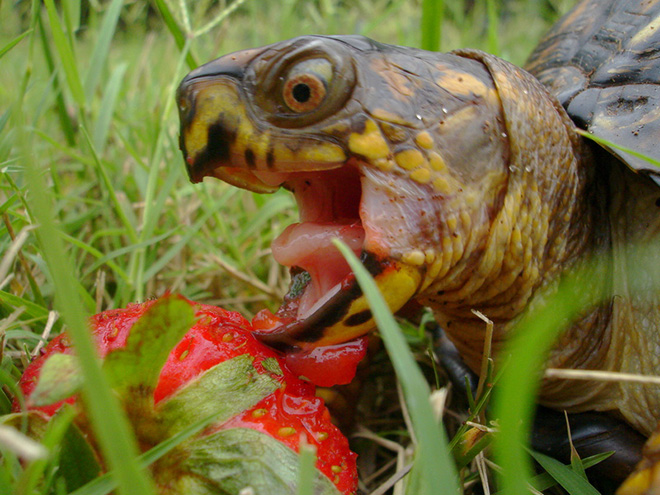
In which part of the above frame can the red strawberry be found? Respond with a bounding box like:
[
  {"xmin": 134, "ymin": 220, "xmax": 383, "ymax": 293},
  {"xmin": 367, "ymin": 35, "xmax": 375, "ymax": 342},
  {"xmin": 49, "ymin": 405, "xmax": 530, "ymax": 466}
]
[
  {"xmin": 252, "ymin": 308, "xmax": 369, "ymax": 387},
  {"xmin": 15, "ymin": 294, "xmax": 358, "ymax": 494}
]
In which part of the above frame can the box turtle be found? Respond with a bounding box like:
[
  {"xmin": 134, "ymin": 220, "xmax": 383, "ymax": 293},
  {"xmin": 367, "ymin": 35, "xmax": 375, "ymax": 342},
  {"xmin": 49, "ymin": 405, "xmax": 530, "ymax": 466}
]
[{"xmin": 177, "ymin": 0, "xmax": 660, "ymax": 491}]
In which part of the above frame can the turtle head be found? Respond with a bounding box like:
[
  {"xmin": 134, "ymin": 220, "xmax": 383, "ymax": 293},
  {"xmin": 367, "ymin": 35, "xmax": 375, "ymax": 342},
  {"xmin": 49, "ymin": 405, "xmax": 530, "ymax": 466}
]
[{"xmin": 177, "ymin": 36, "xmax": 587, "ymax": 356}]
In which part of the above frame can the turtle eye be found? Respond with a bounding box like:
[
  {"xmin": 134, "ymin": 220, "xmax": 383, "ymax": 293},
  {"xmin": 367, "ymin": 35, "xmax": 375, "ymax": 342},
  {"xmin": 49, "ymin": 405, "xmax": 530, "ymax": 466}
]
[
  {"xmin": 281, "ymin": 58, "xmax": 333, "ymax": 114},
  {"xmin": 283, "ymin": 74, "xmax": 326, "ymax": 113},
  {"xmin": 251, "ymin": 41, "xmax": 355, "ymax": 128}
]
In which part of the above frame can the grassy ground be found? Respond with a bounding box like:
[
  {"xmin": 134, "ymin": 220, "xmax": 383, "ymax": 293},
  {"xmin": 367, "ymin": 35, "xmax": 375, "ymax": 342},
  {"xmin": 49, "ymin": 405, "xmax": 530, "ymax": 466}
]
[{"xmin": 0, "ymin": 0, "xmax": 595, "ymax": 494}]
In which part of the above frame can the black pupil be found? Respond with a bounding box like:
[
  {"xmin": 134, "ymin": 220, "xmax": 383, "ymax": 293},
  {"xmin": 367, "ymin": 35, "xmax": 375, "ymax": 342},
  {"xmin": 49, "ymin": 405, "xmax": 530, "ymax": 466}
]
[{"xmin": 292, "ymin": 83, "xmax": 311, "ymax": 103}]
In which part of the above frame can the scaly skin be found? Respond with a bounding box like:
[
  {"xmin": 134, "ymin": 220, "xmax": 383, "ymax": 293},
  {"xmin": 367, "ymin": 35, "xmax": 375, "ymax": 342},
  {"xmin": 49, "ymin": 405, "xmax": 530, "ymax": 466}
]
[{"xmin": 177, "ymin": 34, "xmax": 660, "ymax": 490}]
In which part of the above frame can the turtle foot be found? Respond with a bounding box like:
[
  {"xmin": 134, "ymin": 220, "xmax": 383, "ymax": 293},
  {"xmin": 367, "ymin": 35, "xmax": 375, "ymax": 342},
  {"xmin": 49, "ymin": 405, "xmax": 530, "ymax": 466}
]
[
  {"xmin": 533, "ymin": 407, "xmax": 645, "ymax": 494},
  {"xmin": 616, "ymin": 427, "xmax": 660, "ymax": 495}
]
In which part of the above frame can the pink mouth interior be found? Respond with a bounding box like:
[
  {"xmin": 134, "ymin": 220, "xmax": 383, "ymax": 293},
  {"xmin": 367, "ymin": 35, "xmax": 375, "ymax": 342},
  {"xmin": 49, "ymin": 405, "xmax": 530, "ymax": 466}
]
[{"xmin": 265, "ymin": 166, "xmax": 365, "ymax": 319}]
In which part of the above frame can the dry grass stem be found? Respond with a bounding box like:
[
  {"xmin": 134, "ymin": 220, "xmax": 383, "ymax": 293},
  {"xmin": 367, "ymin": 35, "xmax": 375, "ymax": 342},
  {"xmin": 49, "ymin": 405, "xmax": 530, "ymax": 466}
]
[
  {"xmin": 545, "ymin": 368, "xmax": 660, "ymax": 385},
  {"xmin": 464, "ymin": 421, "xmax": 497, "ymax": 434},
  {"xmin": 0, "ymin": 226, "xmax": 33, "ymax": 284},
  {"xmin": 31, "ymin": 311, "xmax": 59, "ymax": 358},
  {"xmin": 430, "ymin": 387, "xmax": 449, "ymax": 423},
  {"xmin": 472, "ymin": 308, "xmax": 493, "ymax": 403},
  {"xmin": 208, "ymin": 253, "xmax": 283, "ymax": 299},
  {"xmin": 475, "ymin": 451, "xmax": 491, "ymax": 495}
]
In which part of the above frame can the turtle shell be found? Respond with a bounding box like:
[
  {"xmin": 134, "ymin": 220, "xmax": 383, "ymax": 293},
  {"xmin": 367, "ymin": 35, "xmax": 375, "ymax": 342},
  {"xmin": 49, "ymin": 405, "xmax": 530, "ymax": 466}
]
[{"xmin": 525, "ymin": 0, "xmax": 660, "ymax": 177}]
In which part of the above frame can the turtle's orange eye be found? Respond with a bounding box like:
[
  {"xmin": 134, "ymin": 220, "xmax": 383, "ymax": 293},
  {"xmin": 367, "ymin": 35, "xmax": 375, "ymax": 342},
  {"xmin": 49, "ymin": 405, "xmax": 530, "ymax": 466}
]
[{"xmin": 283, "ymin": 73, "xmax": 327, "ymax": 113}]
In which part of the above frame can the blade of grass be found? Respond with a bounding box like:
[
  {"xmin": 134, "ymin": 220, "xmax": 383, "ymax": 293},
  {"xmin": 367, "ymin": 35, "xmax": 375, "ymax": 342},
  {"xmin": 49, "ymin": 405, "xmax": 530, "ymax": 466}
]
[
  {"xmin": 486, "ymin": 0, "xmax": 500, "ymax": 56},
  {"xmin": 333, "ymin": 239, "xmax": 459, "ymax": 494},
  {"xmin": 59, "ymin": 232, "xmax": 130, "ymax": 283},
  {"xmin": 15, "ymin": 68, "xmax": 156, "ymax": 495},
  {"xmin": 528, "ymin": 449, "xmax": 600, "ymax": 495},
  {"xmin": 80, "ymin": 126, "xmax": 139, "ymax": 244},
  {"xmin": 0, "ymin": 30, "xmax": 32, "ymax": 60},
  {"xmin": 576, "ymin": 128, "xmax": 660, "ymax": 170},
  {"xmin": 492, "ymin": 260, "xmax": 607, "ymax": 494},
  {"xmin": 131, "ymin": 38, "xmax": 192, "ymax": 301},
  {"xmin": 43, "ymin": 0, "xmax": 85, "ymax": 109},
  {"xmin": 296, "ymin": 442, "xmax": 317, "ymax": 495},
  {"xmin": 194, "ymin": 0, "xmax": 250, "ymax": 37},
  {"xmin": 421, "ymin": 0, "xmax": 443, "ymax": 51},
  {"xmin": 152, "ymin": 0, "xmax": 198, "ymax": 70},
  {"xmin": 91, "ymin": 62, "xmax": 128, "ymax": 154},
  {"xmin": 84, "ymin": 0, "xmax": 125, "ymax": 102},
  {"xmin": 36, "ymin": 12, "xmax": 76, "ymax": 146}
]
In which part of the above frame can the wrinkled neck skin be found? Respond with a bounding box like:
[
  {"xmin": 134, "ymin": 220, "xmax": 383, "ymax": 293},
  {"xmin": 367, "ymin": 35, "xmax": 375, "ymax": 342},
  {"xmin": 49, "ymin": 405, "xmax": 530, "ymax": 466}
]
[
  {"xmin": 418, "ymin": 141, "xmax": 600, "ymax": 374},
  {"xmin": 377, "ymin": 51, "xmax": 604, "ymax": 377}
]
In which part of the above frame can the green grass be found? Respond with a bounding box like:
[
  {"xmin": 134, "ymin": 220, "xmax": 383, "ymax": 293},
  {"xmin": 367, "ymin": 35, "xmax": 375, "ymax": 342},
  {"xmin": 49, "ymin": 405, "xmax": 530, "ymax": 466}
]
[{"xmin": 0, "ymin": 1, "xmax": 595, "ymax": 494}]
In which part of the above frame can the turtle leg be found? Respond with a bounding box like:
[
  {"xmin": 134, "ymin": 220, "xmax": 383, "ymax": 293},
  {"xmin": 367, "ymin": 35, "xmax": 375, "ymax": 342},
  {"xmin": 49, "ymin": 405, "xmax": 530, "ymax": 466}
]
[
  {"xmin": 616, "ymin": 426, "xmax": 660, "ymax": 494},
  {"xmin": 532, "ymin": 406, "xmax": 644, "ymax": 493},
  {"xmin": 434, "ymin": 330, "xmax": 645, "ymax": 493}
]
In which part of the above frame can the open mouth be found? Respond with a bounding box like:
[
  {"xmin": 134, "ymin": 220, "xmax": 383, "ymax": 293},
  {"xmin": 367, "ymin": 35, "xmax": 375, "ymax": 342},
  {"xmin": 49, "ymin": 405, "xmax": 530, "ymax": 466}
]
[
  {"xmin": 225, "ymin": 163, "xmax": 383, "ymax": 350},
  {"xmin": 264, "ymin": 165, "xmax": 365, "ymax": 321}
]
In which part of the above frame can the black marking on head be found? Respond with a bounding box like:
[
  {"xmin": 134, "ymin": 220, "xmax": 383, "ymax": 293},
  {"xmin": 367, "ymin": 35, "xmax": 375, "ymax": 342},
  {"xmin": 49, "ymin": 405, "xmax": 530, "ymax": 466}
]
[
  {"xmin": 345, "ymin": 309, "xmax": 372, "ymax": 327},
  {"xmin": 255, "ymin": 250, "xmax": 391, "ymax": 350},
  {"xmin": 206, "ymin": 121, "xmax": 234, "ymax": 162},
  {"xmin": 187, "ymin": 121, "xmax": 236, "ymax": 182},
  {"xmin": 361, "ymin": 251, "xmax": 388, "ymax": 277},
  {"xmin": 245, "ymin": 148, "xmax": 256, "ymax": 168},
  {"xmin": 292, "ymin": 281, "xmax": 363, "ymax": 344},
  {"xmin": 266, "ymin": 146, "xmax": 275, "ymax": 169}
]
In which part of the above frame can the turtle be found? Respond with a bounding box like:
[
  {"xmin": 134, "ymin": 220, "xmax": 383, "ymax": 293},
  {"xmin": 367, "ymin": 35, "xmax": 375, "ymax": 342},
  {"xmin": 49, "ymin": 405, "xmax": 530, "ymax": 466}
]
[{"xmin": 176, "ymin": 0, "xmax": 660, "ymax": 491}]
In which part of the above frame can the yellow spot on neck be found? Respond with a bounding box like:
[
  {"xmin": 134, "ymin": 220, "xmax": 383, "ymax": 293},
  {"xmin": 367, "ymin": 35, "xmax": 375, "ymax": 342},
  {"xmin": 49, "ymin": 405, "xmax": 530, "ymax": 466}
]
[
  {"xmin": 402, "ymin": 250, "xmax": 426, "ymax": 266},
  {"xmin": 394, "ymin": 148, "xmax": 426, "ymax": 171},
  {"xmin": 348, "ymin": 119, "xmax": 391, "ymax": 160},
  {"xmin": 415, "ymin": 131, "xmax": 434, "ymax": 149},
  {"xmin": 410, "ymin": 167, "xmax": 432, "ymax": 184},
  {"xmin": 429, "ymin": 151, "xmax": 446, "ymax": 171},
  {"xmin": 371, "ymin": 108, "xmax": 410, "ymax": 126}
]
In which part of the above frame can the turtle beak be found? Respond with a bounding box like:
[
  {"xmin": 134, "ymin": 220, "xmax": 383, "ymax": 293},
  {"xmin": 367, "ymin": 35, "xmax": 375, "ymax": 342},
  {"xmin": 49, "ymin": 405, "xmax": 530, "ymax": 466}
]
[
  {"xmin": 253, "ymin": 254, "xmax": 423, "ymax": 351},
  {"xmin": 176, "ymin": 48, "xmax": 281, "ymax": 193}
]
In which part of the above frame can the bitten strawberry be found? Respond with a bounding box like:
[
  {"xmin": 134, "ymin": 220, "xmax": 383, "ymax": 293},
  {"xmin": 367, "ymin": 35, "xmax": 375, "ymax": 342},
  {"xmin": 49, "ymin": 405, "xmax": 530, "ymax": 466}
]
[
  {"xmin": 15, "ymin": 294, "xmax": 358, "ymax": 494},
  {"xmin": 252, "ymin": 308, "xmax": 369, "ymax": 387}
]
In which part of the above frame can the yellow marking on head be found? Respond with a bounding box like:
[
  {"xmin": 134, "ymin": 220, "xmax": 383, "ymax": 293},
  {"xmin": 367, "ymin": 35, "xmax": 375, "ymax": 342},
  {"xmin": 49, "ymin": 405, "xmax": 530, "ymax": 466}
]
[
  {"xmin": 296, "ymin": 144, "xmax": 347, "ymax": 164},
  {"xmin": 182, "ymin": 82, "xmax": 245, "ymax": 162},
  {"xmin": 348, "ymin": 119, "xmax": 391, "ymax": 160},
  {"xmin": 446, "ymin": 214, "xmax": 458, "ymax": 232},
  {"xmin": 460, "ymin": 210, "xmax": 472, "ymax": 233},
  {"xmin": 410, "ymin": 167, "xmax": 432, "ymax": 184},
  {"xmin": 311, "ymin": 261, "xmax": 423, "ymax": 346},
  {"xmin": 402, "ymin": 250, "xmax": 426, "ymax": 266},
  {"xmin": 427, "ymin": 255, "xmax": 444, "ymax": 281},
  {"xmin": 428, "ymin": 151, "xmax": 446, "ymax": 171},
  {"xmin": 438, "ymin": 106, "xmax": 479, "ymax": 133},
  {"xmin": 433, "ymin": 176, "xmax": 452, "ymax": 194},
  {"xmin": 371, "ymin": 108, "xmax": 411, "ymax": 126},
  {"xmin": 438, "ymin": 236, "xmax": 454, "ymax": 279},
  {"xmin": 630, "ymin": 14, "xmax": 660, "ymax": 45},
  {"xmin": 371, "ymin": 58, "xmax": 416, "ymax": 101},
  {"xmin": 394, "ymin": 148, "xmax": 426, "ymax": 171},
  {"xmin": 380, "ymin": 122, "xmax": 409, "ymax": 143},
  {"xmin": 435, "ymin": 70, "xmax": 491, "ymax": 98},
  {"xmin": 415, "ymin": 131, "xmax": 434, "ymax": 149},
  {"xmin": 374, "ymin": 157, "xmax": 395, "ymax": 171}
]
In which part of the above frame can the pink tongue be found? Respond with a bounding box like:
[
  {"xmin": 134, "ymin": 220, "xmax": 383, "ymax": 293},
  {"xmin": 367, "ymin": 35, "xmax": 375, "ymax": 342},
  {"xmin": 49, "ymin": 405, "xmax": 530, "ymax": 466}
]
[{"xmin": 272, "ymin": 222, "xmax": 365, "ymax": 317}]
